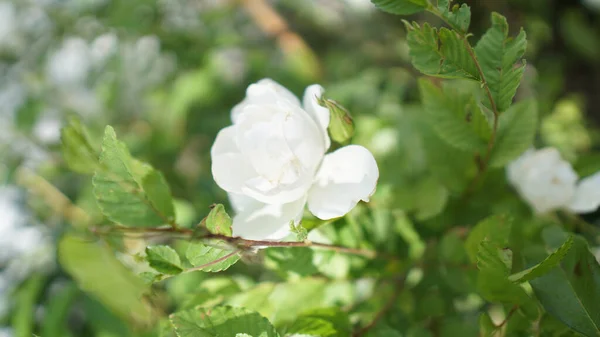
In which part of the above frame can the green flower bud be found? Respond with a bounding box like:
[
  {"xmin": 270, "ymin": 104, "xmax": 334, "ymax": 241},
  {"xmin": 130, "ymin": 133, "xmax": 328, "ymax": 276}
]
[{"xmin": 317, "ymin": 97, "xmax": 355, "ymax": 144}]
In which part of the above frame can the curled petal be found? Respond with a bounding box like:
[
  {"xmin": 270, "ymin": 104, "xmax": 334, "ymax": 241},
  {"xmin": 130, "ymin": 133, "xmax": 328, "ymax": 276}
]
[
  {"xmin": 569, "ymin": 172, "xmax": 600, "ymax": 213},
  {"xmin": 232, "ymin": 197, "xmax": 306, "ymax": 241},
  {"xmin": 307, "ymin": 145, "xmax": 379, "ymax": 220},
  {"xmin": 302, "ymin": 84, "xmax": 331, "ymax": 149},
  {"xmin": 211, "ymin": 126, "xmax": 257, "ymax": 194},
  {"xmin": 231, "ymin": 78, "xmax": 300, "ymax": 123}
]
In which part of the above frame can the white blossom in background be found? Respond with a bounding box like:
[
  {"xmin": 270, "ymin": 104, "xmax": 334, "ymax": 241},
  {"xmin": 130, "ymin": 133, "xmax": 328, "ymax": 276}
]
[
  {"xmin": 90, "ymin": 32, "xmax": 118, "ymax": 66},
  {"xmin": 0, "ymin": 2, "xmax": 17, "ymax": 48},
  {"xmin": 46, "ymin": 37, "xmax": 91, "ymax": 86},
  {"xmin": 507, "ymin": 147, "xmax": 600, "ymax": 214},
  {"xmin": 211, "ymin": 79, "xmax": 379, "ymax": 240}
]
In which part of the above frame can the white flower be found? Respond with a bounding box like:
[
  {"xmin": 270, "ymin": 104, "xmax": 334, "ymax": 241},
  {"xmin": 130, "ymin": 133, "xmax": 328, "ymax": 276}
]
[
  {"xmin": 47, "ymin": 37, "xmax": 91, "ymax": 86},
  {"xmin": 211, "ymin": 79, "xmax": 379, "ymax": 240},
  {"xmin": 507, "ymin": 147, "xmax": 600, "ymax": 214}
]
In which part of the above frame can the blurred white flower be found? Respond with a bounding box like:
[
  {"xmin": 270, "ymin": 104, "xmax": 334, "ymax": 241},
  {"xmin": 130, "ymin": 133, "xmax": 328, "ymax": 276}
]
[
  {"xmin": 0, "ymin": 327, "xmax": 13, "ymax": 337},
  {"xmin": 583, "ymin": 0, "xmax": 600, "ymax": 11},
  {"xmin": 33, "ymin": 113, "xmax": 62, "ymax": 144},
  {"xmin": 90, "ymin": 32, "xmax": 118, "ymax": 65},
  {"xmin": 47, "ymin": 37, "xmax": 91, "ymax": 86},
  {"xmin": 507, "ymin": 147, "xmax": 600, "ymax": 214},
  {"xmin": 0, "ymin": 2, "xmax": 17, "ymax": 48},
  {"xmin": 211, "ymin": 79, "xmax": 379, "ymax": 240}
]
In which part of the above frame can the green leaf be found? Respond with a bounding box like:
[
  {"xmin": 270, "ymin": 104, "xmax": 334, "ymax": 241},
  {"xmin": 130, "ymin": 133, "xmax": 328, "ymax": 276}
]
[
  {"xmin": 319, "ymin": 98, "xmax": 355, "ymax": 145},
  {"xmin": 405, "ymin": 23, "xmax": 480, "ymax": 80},
  {"xmin": 286, "ymin": 308, "xmax": 351, "ymax": 337},
  {"xmin": 265, "ymin": 247, "xmax": 318, "ymax": 278},
  {"xmin": 58, "ymin": 235, "xmax": 153, "ymax": 325},
  {"xmin": 206, "ymin": 204, "xmax": 233, "ymax": 236},
  {"xmin": 465, "ymin": 214, "xmax": 512, "ymax": 263},
  {"xmin": 419, "ymin": 79, "xmax": 487, "ymax": 152},
  {"xmin": 92, "ymin": 126, "xmax": 175, "ymax": 227},
  {"xmin": 169, "ymin": 306, "xmax": 280, "ymax": 337},
  {"xmin": 146, "ymin": 245, "xmax": 183, "ymax": 275},
  {"xmin": 474, "ymin": 12, "xmax": 527, "ymax": 112},
  {"xmin": 509, "ymin": 236, "xmax": 573, "ymax": 283},
  {"xmin": 436, "ymin": 0, "xmax": 471, "ymax": 33},
  {"xmin": 60, "ymin": 118, "xmax": 99, "ymax": 174},
  {"xmin": 489, "ymin": 99, "xmax": 538, "ymax": 168},
  {"xmin": 186, "ymin": 242, "xmax": 241, "ymax": 272},
  {"xmin": 528, "ymin": 234, "xmax": 600, "ymax": 336},
  {"xmin": 370, "ymin": 0, "xmax": 427, "ymax": 15}
]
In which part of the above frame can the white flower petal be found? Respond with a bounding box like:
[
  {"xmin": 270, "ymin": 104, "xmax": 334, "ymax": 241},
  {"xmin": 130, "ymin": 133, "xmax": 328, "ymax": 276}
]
[
  {"xmin": 231, "ymin": 78, "xmax": 300, "ymax": 123},
  {"xmin": 228, "ymin": 192, "xmax": 262, "ymax": 214},
  {"xmin": 302, "ymin": 84, "xmax": 331, "ymax": 149},
  {"xmin": 232, "ymin": 197, "xmax": 306, "ymax": 241},
  {"xmin": 307, "ymin": 145, "xmax": 378, "ymax": 220},
  {"xmin": 568, "ymin": 171, "xmax": 600, "ymax": 213},
  {"xmin": 211, "ymin": 126, "xmax": 257, "ymax": 194}
]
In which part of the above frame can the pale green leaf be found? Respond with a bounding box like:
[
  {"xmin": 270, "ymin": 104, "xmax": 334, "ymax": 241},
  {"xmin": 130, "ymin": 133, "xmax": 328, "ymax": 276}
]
[
  {"xmin": 419, "ymin": 79, "xmax": 487, "ymax": 152},
  {"xmin": 206, "ymin": 204, "xmax": 233, "ymax": 236},
  {"xmin": 489, "ymin": 99, "xmax": 538, "ymax": 168},
  {"xmin": 92, "ymin": 126, "xmax": 175, "ymax": 227},
  {"xmin": 405, "ymin": 23, "xmax": 479, "ymax": 80},
  {"xmin": 436, "ymin": 0, "xmax": 471, "ymax": 33},
  {"xmin": 60, "ymin": 118, "xmax": 98, "ymax": 174},
  {"xmin": 285, "ymin": 308, "xmax": 351, "ymax": 337},
  {"xmin": 170, "ymin": 306, "xmax": 280, "ymax": 337},
  {"xmin": 58, "ymin": 235, "xmax": 153, "ymax": 325},
  {"xmin": 186, "ymin": 242, "xmax": 241, "ymax": 272},
  {"xmin": 509, "ymin": 236, "xmax": 573, "ymax": 283},
  {"xmin": 370, "ymin": 0, "xmax": 427, "ymax": 15},
  {"xmin": 474, "ymin": 12, "xmax": 527, "ymax": 112},
  {"xmin": 146, "ymin": 245, "xmax": 183, "ymax": 275},
  {"xmin": 265, "ymin": 247, "xmax": 318, "ymax": 278}
]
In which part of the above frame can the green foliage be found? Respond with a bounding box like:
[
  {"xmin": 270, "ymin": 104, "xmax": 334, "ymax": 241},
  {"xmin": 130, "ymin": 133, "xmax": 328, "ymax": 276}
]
[
  {"xmin": 435, "ymin": 0, "xmax": 471, "ymax": 33},
  {"xmin": 489, "ymin": 99, "xmax": 538, "ymax": 168},
  {"xmin": 319, "ymin": 98, "xmax": 355, "ymax": 144},
  {"xmin": 186, "ymin": 242, "xmax": 241, "ymax": 272},
  {"xmin": 405, "ymin": 23, "xmax": 480, "ymax": 80},
  {"xmin": 146, "ymin": 245, "xmax": 184, "ymax": 275},
  {"xmin": 206, "ymin": 204, "xmax": 233, "ymax": 236},
  {"xmin": 93, "ymin": 126, "xmax": 175, "ymax": 227},
  {"xmin": 61, "ymin": 118, "xmax": 99, "ymax": 174},
  {"xmin": 169, "ymin": 306, "xmax": 280, "ymax": 337},
  {"xmin": 370, "ymin": 0, "xmax": 428, "ymax": 15},
  {"xmin": 474, "ymin": 13, "xmax": 528, "ymax": 112},
  {"xmin": 285, "ymin": 308, "xmax": 351, "ymax": 337},
  {"xmin": 528, "ymin": 233, "xmax": 600, "ymax": 336},
  {"xmin": 509, "ymin": 236, "xmax": 573, "ymax": 283}
]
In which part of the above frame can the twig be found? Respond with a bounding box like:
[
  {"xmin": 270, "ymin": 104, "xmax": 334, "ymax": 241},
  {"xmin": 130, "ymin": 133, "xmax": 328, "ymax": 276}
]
[
  {"xmin": 495, "ymin": 305, "xmax": 518, "ymax": 329},
  {"xmin": 352, "ymin": 278, "xmax": 404, "ymax": 336},
  {"xmin": 92, "ymin": 226, "xmax": 381, "ymax": 259}
]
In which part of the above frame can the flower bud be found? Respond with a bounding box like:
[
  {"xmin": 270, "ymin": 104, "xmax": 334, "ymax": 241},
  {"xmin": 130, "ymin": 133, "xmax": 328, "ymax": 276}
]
[{"xmin": 317, "ymin": 97, "xmax": 355, "ymax": 144}]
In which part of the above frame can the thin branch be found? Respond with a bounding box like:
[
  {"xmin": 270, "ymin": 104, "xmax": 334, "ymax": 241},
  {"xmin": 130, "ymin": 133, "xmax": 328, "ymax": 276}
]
[
  {"xmin": 495, "ymin": 305, "xmax": 519, "ymax": 330},
  {"xmin": 92, "ymin": 226, "xmax": 381, "ymax": 259},
  {"xmin": 352, "ymin": 278, "xmax": 404, "ymax": 337}
]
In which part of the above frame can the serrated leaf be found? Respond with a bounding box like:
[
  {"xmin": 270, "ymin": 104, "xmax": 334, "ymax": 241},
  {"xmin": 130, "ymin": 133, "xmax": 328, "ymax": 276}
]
[
  {"xmin": 436, "ymin": 0, "xmax": 471, "ymax": 33},
  {"xmin": 528, "ymin": 234, "xmax": 600, "ymax": 336},
  {"xmin": 170, "ymin": 306, "xmax": 280, "ymax": 337},
  {"xmin": 60, "ymin": 118, "xmax": 98, "ymax": 174},
  {"xmin": 477, "ymin": 241, "xmax": 512, "ymax": 275},
  {"xmin": 146, "ymin": 245, "xmax": 183, "ymax": 275},
  {"xmin": 286, "ymin": 308, "xmax": 351, "ymax": 337},
  {"xmin": 405, "ymin": 23, "xmax": 479, "ymax": 80},
  {"xmin": 509, "ymin": 236, "xmax": 573, "ymax": 283},
  {"xmin": 92, "ymin": 126, "xmax": 175, "ymax": 227},
  {"xmin": 186, "ymin": 242, "xmax": 241, "ymax": 272},
  {"xmin": 370, "ymin": 0, "xmax": 427, "ymax": 15},
  {"xmin": 474, "ymin": 12, "xmax": 527, "ymax": 112},
  {"xmin": 419, "ymin": 79, "xmax": 487, "ymax": 152},
  {"xmin": 465, "ymin": 214, "xmax": 512, "ymax": 263},
  {"xmin": 206, "ymin": 204, "xmax": 233, "ymax": 236},
  {"xmin": 489, "ymin": 99, "xmax": 538, "ymax": 168},
  {"xmin": 58, "ymin": 235, "xmax": 153, "ymax": 325}
]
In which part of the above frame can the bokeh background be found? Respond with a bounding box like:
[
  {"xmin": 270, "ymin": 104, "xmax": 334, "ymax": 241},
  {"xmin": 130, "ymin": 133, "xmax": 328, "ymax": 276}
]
[{"xmin": 1, "ymin": 0, "xmax": 600, "ymax": 336}]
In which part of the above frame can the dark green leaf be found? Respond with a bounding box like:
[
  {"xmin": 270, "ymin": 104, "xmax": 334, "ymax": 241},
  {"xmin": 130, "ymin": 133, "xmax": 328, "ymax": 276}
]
[
  {"xmin": 465, "ymin": 214, "xmax": 512, "ymax": 263},
  {"xmin": 474, "ymin": 12, "xmax": 527, "ymax": 112},
  {"xmin": 405, "ymin": 23, "xmax": 479, "ymax": 80},
  {"xmin": 169, "ymin": 306, "xmax": 280, "ymax": 337},
  {"xmin": 509, "ymin": 236, "xmax": 573, "ymax": 283},
  {"xmin": 146, "ymin": 245, "xmax": 183, "ymax": 275}
]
